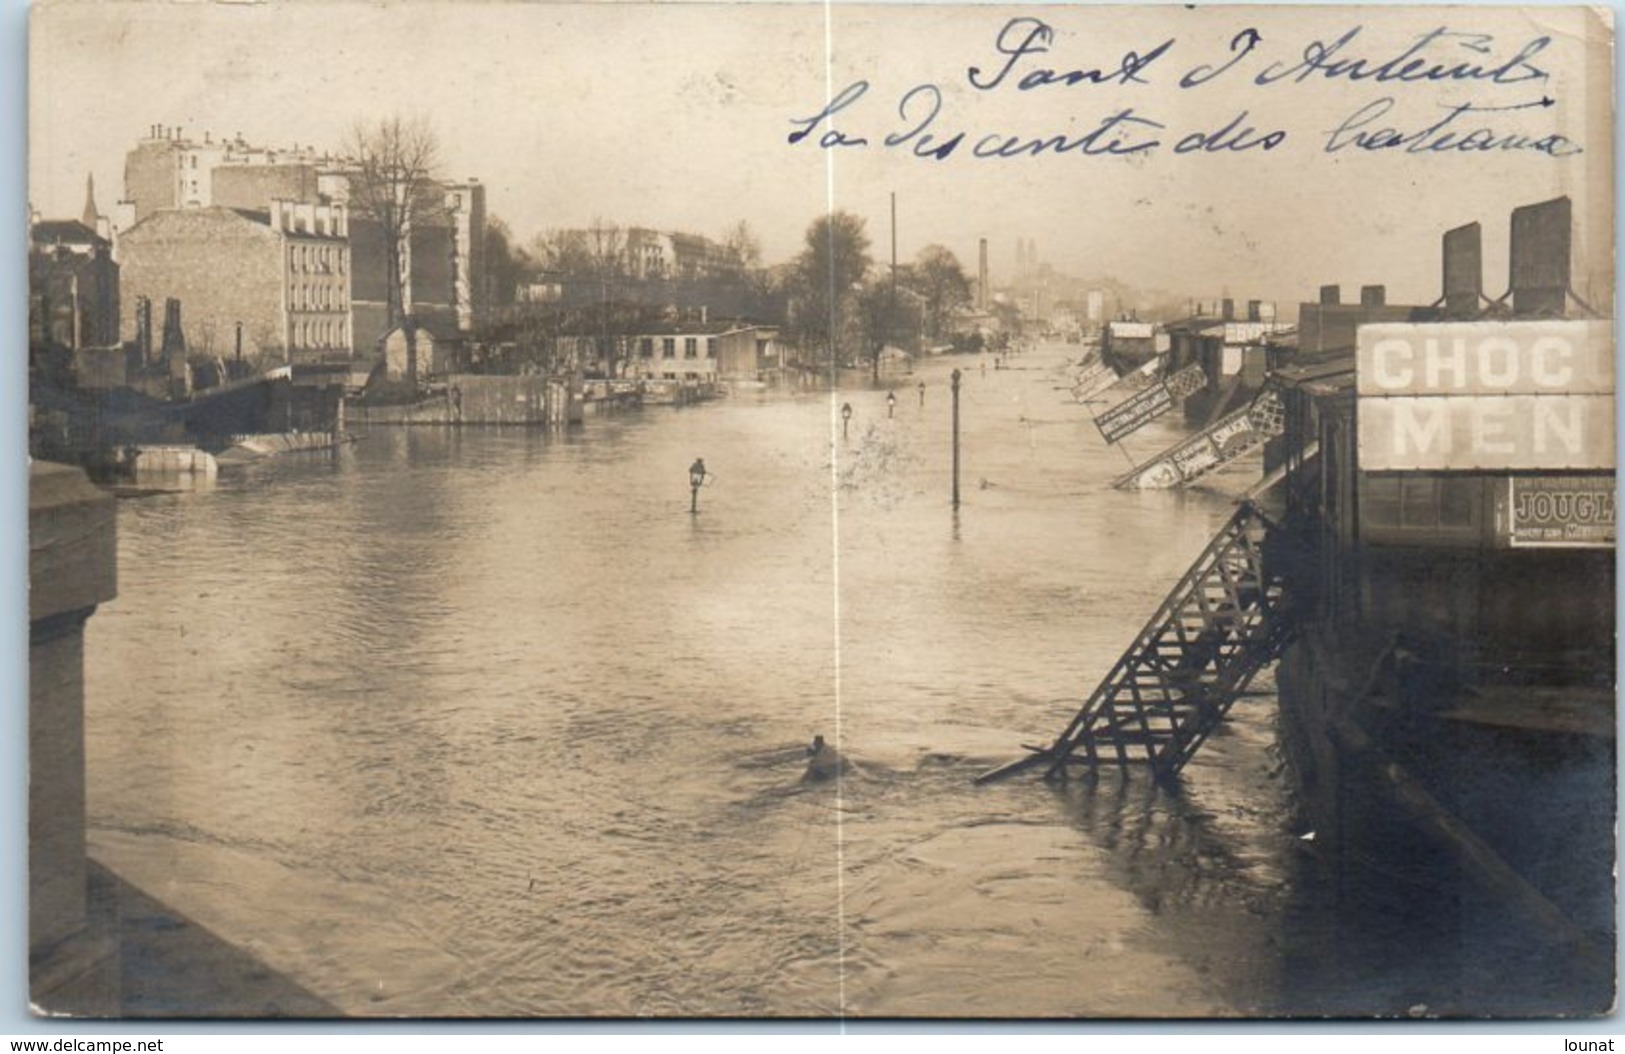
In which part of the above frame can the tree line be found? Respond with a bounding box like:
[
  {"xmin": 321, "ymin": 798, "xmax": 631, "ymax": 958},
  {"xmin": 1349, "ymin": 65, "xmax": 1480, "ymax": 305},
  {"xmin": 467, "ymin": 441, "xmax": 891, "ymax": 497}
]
[{"xmin": 477, "ymin": 209, "xmax": 980, "ymax": 378}]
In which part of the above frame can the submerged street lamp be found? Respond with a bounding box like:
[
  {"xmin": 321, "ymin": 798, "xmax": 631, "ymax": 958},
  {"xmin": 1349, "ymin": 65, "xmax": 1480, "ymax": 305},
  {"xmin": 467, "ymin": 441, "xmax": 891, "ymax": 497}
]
[
  {"xmin": 887, "ymin": 391, "xmax": 896, "ymax": 419},
  {"xmin": 841, "ymin": 401, "xmax": 853, "ymax": 439},
  {"xmin": 689, "ymin": 457, "xmax": 707, "ymax": 514}
]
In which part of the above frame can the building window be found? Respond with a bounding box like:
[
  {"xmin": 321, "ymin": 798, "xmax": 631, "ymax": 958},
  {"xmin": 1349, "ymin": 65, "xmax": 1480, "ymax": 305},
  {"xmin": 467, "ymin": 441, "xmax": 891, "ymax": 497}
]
[
  {"xmin": 662, "ymin": 338, "xmax": 676, "ymax": 359},
  {"xmin": 640, "ymin": 338, "xmax": 653, "ymax": 358},
  {"xmin": 684, "ymin": 337, "xmax": 698, "ymax": 359},
  {"xmin": 707, "ymin": 338, "xmax": 718, "ymax": 358},
  {"xmin": 1361, "ymin": 473, "xmax": 1482, "ymax": 542}
]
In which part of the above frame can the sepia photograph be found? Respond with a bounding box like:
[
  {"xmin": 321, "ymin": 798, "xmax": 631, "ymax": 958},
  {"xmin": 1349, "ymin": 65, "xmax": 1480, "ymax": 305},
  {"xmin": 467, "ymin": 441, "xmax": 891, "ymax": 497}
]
[{"xmin": 23, "ymin": 0, "xmax": 1616, "ymax": 1021}]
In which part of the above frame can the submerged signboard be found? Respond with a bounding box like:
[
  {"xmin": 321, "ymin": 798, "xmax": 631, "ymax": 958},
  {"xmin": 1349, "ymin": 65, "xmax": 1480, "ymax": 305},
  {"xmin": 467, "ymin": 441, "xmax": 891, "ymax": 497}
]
[
  {"xmin": 1114, "ymin": 389, "xmax": 1286, "ymax": 490},
  {"xmin": 1093, "ymin": 364, "xmax": 1206, "ymax": 444},
  {"xmin": 1356, "ymin": 320, "xmax": 1614, "ymax": 472}
]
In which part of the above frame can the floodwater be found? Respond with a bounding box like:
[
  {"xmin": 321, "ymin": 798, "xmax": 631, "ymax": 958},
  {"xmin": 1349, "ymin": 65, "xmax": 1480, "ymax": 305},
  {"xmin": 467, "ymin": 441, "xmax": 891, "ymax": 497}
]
[{"xmin": 81, "ymin": 344, "xmax": 1590, "ymax": 1018}]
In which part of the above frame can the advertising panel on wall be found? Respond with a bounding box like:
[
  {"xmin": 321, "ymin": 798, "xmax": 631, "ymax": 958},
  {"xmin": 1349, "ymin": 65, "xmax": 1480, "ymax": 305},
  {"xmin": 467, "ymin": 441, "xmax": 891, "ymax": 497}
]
[
  {"xmin": 1355, "ymin": 320, "xmax": 1615, "ymax": 472},
  {"xmin": 1505, "ymin": 475, "xmax": 1616, "ymax": 548}
]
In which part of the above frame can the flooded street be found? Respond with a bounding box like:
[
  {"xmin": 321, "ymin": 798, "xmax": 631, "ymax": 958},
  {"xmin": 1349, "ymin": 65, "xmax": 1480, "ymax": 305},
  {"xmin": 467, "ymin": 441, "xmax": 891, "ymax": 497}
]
[{"xmin": 81, "ymin": 345, "xmax": 1490, "ymax": 1017}]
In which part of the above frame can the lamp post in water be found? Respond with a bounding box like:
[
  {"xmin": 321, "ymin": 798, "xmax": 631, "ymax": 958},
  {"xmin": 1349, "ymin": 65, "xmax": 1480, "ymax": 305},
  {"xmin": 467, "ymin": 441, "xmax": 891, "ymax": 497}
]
[
  {"xmin": 689, "ymin": 457, "xmax": 707, "ymax": 514},
  {"xmin": 887, "ymin": 391, "xmax": 896, "ymax": 419},
  {"xmin": 841, "ymin": 401, "xmax": 853, "ymax": 440}
]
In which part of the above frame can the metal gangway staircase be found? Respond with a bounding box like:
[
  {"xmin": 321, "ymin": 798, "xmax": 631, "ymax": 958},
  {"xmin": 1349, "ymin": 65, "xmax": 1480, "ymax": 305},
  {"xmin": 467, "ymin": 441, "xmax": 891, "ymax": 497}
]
[{"xmin": 978, "ymin": 502, "xmax": 1292, "ymax": 784}]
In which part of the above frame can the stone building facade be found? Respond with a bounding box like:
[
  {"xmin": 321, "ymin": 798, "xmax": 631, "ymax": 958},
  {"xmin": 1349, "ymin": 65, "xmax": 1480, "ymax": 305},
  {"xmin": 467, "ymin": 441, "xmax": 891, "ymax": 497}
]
[
  {"xmin": 120, "ymin": 126, "xmax": 488, "ymax": 358},
  {"xmin": 118, "ymin": 200, "xmax": 351, "ymax": 365}
]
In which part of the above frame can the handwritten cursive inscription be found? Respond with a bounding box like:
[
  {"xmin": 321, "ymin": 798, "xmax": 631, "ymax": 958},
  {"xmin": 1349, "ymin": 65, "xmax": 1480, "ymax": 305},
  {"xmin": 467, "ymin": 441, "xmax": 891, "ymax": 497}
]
[
  {"xmin": 783, "ymin": 16, "xmax": 1585, "ymax": 164},
  {"xmin": 967, "ymin": 17, "xmax": 1174, "ymax": 92},
  {"xmin": 1253, "ymin": 27, "xmax": 1551, "ymax": 87},
  {"xmin": 1325, "ymin": 97, "xmax": 1583, "ymax": 156}
]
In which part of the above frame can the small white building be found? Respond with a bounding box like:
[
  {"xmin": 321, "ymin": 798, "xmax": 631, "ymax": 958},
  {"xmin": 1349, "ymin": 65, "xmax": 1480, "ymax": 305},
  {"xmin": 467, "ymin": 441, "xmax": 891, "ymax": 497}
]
[{"xmin": 629, "ymin": 322, "xmax": 762, "ymax": 382}]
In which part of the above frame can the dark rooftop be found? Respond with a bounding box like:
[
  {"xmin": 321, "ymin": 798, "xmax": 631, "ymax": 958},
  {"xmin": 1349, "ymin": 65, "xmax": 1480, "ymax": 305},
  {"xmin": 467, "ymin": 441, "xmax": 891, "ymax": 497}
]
[{"xmin": 32, "ymin": 219, "xmax": 107, "ymax": 248}]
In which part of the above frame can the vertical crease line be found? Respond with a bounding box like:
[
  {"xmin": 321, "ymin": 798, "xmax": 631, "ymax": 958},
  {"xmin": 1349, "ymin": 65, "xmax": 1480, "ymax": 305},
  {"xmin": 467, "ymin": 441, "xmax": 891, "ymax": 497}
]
[{"xmin": 821, "ymin": 0, "xmax": 847, "ymax": 1030}]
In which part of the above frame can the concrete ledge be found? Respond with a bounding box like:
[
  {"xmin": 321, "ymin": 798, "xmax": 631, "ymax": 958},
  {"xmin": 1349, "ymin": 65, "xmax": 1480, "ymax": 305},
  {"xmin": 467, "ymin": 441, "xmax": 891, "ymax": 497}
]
[{"xmin": 29, "ymin": 462, "xmax": 116, "ymax": 623}]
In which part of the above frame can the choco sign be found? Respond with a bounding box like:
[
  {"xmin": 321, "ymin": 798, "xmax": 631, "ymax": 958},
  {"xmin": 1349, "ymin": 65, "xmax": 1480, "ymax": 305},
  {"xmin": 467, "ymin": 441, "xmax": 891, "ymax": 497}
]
[{"xmin": 1356, "ymin": 320, "xmax": 1614, "ymax": 472}]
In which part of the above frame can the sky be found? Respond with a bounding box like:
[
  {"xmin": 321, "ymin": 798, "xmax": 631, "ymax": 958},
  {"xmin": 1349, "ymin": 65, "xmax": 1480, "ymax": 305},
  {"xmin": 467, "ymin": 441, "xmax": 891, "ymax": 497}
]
[{"xmin": 27, "ymin": 1, "xmax": 1616, "ymax": 315}]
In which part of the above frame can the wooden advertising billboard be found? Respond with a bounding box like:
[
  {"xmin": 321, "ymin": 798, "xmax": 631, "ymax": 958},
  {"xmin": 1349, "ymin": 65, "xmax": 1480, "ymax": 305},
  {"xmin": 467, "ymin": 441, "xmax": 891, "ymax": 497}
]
[
  {"xmin": 1509, "ymin": 197, "xmax": 1572, "ymax": 317},
  {"xmin": 1355, "ymin": 320, "xmax": 1614, "ymax": 472},
  {"xmin": 1441, "ymin": 222, "xmax": 1483, "ymax": 320}
]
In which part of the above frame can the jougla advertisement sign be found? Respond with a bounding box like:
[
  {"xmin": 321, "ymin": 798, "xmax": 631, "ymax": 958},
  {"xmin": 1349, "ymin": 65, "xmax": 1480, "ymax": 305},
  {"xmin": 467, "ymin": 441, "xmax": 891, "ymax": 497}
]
[{"xmin": 1506, "ymin": 475, "xmax": 1616, "ymax": 548}]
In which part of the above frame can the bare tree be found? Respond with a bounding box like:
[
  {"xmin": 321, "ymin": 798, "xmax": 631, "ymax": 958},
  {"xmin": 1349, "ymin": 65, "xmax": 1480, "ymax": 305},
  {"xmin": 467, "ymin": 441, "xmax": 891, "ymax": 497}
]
[
  {"xmin": 583, "ymin": 219, "xmax": 627, "ymax": 282},
  {"xmin": 722, "ymin": 220, "xmax": 762, "ymax": 272},
  {"xmin": 343, "ymin": 115, "xmax": 442, "ymax": 332}
]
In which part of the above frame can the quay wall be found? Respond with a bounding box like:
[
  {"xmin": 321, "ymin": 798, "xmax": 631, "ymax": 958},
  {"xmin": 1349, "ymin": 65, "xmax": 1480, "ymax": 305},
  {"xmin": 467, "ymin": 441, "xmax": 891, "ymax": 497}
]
[
  {"xmin": 349, "ymin": 375, "xmax": 588, "ymax": 426},
  {"xmin": 30, "ymin": 463, "xmax": 120, "ymax": 1013}
]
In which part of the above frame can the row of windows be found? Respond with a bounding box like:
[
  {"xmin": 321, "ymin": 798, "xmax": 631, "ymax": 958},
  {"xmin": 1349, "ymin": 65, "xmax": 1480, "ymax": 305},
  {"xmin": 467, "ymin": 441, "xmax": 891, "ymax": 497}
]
[
  {"xmin": 289, "ymin": 317, "xmax": 348, "ymax": 350},
  {"xmin": 290, "ymin": 244, "xmax": 344, "ymax": 275},
  {"xmin": 639, "ymin": 337, "xmax": 718, "ymax": 359},
  {"xmin": 290, "ymin": 281, "xmax": 346, "ymax": 312},
  {"xmin": 1361, "ymin": 474, "xmax": 1479, "ymax": 534}
]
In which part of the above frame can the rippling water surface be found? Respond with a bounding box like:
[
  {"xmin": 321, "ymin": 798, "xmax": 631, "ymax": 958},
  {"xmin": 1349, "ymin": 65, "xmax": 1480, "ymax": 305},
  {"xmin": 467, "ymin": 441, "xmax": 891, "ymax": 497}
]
[{"xmin": 83, "ymin": 345, "xmax": 1531, "ymax": 1017}]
